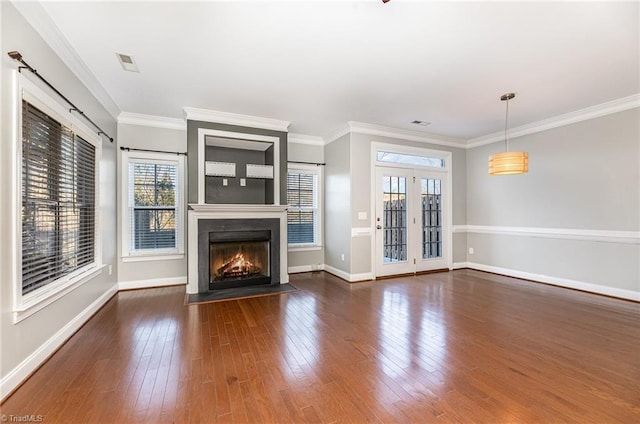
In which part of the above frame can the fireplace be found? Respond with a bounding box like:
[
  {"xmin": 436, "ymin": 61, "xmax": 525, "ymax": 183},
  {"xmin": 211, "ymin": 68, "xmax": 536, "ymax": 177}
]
[
  {"xmin": 192, "ymin": 213, "xmax": 285, "ymax": 294},
  {"xmin": 209, "ymin": 230, "xmax": 271, "ymax": 289}
]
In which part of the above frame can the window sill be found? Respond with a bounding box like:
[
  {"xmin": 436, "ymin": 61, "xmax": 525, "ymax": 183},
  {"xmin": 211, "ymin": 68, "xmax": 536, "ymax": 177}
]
[
  {"xmin": 122, "ymin": 253, "xmax": 185, "ymax": 263},
  {"xmin": 14, "ymin": 264, "xmax": 105, "ymax": 324},
  {"xmin": 288, "ymin": 245, "xmax": 323, "ymax": 252}
]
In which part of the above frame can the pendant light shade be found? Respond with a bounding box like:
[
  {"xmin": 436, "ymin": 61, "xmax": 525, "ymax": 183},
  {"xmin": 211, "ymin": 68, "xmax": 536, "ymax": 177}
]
[
  {"xmin": 488, "ymin": 151, "xmax": 529, "ymax": 175},
  {"xmin": 488, "ymin": 92, "xmax": 528, "ymax": 175}
]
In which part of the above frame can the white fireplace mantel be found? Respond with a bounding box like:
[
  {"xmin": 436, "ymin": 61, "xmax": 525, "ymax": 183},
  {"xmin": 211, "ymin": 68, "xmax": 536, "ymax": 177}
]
[
  {"xmin": 187, "ymin": 203, "xmax": 289, "ymax": 294},
  {"xmin": 189, "ymin": 203, "xmax": 288, "ymax": 214}
]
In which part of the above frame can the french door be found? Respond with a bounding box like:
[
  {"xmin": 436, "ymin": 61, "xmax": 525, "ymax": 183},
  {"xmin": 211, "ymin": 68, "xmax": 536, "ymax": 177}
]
[{"xmin": 374, "ymin": 166, "xmax": 449, "ymax": 277}]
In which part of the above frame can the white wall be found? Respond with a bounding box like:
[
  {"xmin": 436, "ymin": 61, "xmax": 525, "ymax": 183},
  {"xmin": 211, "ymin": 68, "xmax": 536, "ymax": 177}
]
[
  {"xmin": 465, "ymin": 108, "xmax": 639, "ymax": 299},
  {"xmin": 287, "ymin": 141, "xmax": 325, "ymax": 271},
  {"xmin": 324, "ymin": 134, "xmax": 352, "ymax": 275},
  {"xmin": 116, "ymin": 123, "xmax": 188, "ymax": 289},
  {"xmin": 0, "ymin": 2, "xmax": 118, "ymax": 399}
]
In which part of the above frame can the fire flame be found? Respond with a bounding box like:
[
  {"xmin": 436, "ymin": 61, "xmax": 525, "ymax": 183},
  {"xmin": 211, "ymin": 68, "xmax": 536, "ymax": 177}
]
[{"xmin": 217, "ymin": 252, "xmax": 262, "ymax": 278}]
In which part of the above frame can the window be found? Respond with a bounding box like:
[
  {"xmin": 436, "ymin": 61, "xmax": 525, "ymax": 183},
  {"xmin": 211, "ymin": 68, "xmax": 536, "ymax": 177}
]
[
  {"xmin": 21, "ymin": 101, "xmax": 97, "ymax": 295},
  {"xmin": 122, "ymin": 151, "xmax": 185, "ymax": 260},
  {"xmin": 377, "ymin": 150, "xmax": 445, "ymax": 168},
  {"xmin": 287, "ymin": 165, "xmax": 322, "ymax": 248}
]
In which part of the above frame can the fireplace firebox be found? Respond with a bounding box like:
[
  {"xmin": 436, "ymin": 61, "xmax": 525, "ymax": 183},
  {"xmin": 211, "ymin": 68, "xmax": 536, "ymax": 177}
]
[
  {"xmin": 209, "ymin": 230, "xmax": 271, "ymax": 290},
  {"xmin": 195, "ymin": 217, "xmax": 282, "ymax": 294}
]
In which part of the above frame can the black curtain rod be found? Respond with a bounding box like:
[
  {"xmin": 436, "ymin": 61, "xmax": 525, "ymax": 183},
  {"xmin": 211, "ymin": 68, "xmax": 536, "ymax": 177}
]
[
  {"xmin": 8, "ymin": 51, "xmax": 114, "ymax": 143},
  {"xmin": 288, "ymin": 160, "xmax": 325, "ymax": 166},
  {"xmin": 120, "ymin": 147, "xmax": 187, "ymax": 156}
]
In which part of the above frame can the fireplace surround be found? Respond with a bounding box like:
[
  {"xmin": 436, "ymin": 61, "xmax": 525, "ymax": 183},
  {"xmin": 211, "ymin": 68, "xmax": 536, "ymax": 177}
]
[{"xmin": 187, "ymin": 204, "xmax": 288, "ymax": 294}]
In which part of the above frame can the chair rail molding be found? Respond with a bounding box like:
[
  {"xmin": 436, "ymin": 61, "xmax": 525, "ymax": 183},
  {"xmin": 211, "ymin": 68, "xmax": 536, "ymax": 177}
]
[{"xmin": 453, "ymin": 225, "xmax": 640, "ymax": 245}]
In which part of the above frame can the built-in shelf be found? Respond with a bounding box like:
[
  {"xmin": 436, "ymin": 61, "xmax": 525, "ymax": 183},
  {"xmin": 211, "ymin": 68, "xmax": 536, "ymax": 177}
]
[
  {"xmin": 197, "ymin": 128, "xmax": 282, "ymax": 205},
  {"xmin": 205, "ymin": 161, "xmax": 236, "ymax": 177},
  {"xmin": 246, "ymin": 164, "xmax": 274, "ymax": 179}
]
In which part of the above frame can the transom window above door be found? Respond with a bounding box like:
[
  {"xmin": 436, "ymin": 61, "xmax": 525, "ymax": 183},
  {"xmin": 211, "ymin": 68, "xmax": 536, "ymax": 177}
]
[{"xmin": 376, "ymin": 150, "xmax": 445, "ymax": 168}]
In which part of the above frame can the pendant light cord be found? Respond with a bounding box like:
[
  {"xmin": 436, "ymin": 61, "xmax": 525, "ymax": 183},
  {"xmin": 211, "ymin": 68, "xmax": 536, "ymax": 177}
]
[{"xmin": 504, "ymin": 97, "xmax": 510, "ymax": 152}]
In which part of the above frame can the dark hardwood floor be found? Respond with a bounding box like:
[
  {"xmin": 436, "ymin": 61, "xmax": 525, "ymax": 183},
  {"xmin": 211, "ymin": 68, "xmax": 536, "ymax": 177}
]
[{"xmin": 2, "ymin": 269, "xmax": 639, "ymax": 423}]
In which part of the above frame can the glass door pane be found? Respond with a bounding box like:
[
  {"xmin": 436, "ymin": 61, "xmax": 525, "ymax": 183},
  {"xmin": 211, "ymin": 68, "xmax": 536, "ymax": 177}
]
[
  {"xmin": 421, "ymin": 178, "xmax": 442, "ymax": 259},
  {"xmin": 383, "ymin": 175, "xmax": 407, "ymax": 263}
]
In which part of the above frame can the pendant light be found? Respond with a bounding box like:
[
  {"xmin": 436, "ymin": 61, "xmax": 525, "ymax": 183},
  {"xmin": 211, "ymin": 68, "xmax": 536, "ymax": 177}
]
[{"xmin": 488, "ymin": 93, "xmax": 529, "ymax": 175}]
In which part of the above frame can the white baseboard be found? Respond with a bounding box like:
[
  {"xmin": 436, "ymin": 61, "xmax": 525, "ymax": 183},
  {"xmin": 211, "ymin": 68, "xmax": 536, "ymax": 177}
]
[
  {"xmin": 288, "ymin": 264, "xmax": 325, "ymax": 274},
  {"xmin": 323, "ymin": 264, "xmax": 374, "ymax": 282},
  {"xmin": 118, "ymin": 276, "xmax": 187, "ymax": 291},
  {"xmin": 463, "ymin": 262, "xmax": 639, "ymax": 301},
  {"xmin": 351, "ymin": 272, "xmax": 375, "ymax": 282},
  {"xmin": 323, "ymin": 265, "xmax": 351, "ymax": 281},
  {"xmin": 451, "ymin": 262, "xmax": 470, "ymax": 270},
  {"xmin": 0, "ymin": 283, "xmax": 118, "ymax": 402}
]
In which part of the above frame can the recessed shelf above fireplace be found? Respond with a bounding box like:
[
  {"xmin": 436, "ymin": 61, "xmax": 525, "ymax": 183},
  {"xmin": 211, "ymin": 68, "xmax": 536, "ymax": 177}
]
[{"xmin": 198, "ymin": 130, "xmax": 281, "ymax": 205}]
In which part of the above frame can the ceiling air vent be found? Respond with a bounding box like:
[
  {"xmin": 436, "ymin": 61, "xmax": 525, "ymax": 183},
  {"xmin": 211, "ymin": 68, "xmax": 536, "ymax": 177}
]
[
  {"xmin": 116, "ymin": 53, "xmax": 139, "ymax": 72},
  {"xmin": 411, "ymin": 120, "xmax": 430, "ymax": 126}
]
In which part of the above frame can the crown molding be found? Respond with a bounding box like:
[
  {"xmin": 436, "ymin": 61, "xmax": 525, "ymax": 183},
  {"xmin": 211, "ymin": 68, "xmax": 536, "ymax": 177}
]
[
  {"xmin": 325, "ymin": 126, "xmax": 350, "ymax": 145},
  {"xmin": 118, "ymin": 112, "xmax": 186, "ymax": 130},
  {"xmin": 467, "ymin": 94, "xmax": 640, "ymax": 149},
  {"xmin": 11, "ymin": 0, "xmax": 121, "ymax": 120},
  {"xmin": 288, "ymin": 133, "xmax": 324, "ymax": 146},
  {"xmin": 347, "ymin": 121, "xmax": 467, "ymax": 149},
  {"xmin": 183, "ymin": 107, "xmax": 290, "ymax": 132}
]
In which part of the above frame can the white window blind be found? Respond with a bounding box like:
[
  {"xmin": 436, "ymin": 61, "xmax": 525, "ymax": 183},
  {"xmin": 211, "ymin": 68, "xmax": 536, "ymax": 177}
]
[
  {"xmin": 127, "ymin": 160, "xmax": 181, "ymax": 254},
  {"xmin": 287, "ymin": 170, "xmax": 320, "ymax": 245},
  {"xmin": 21, "ymin": 100, "xmax": 96, "ymax": 295}
]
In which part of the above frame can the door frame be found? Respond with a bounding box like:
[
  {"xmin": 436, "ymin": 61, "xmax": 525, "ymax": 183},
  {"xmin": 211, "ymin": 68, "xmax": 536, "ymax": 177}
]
[
  {"xmin": 374, "ymin": 166, "xmax": 415, "ymax": 277},
  {"xmin": 370, "ymin": 142, "xmax": 453, "ymax": 278}
]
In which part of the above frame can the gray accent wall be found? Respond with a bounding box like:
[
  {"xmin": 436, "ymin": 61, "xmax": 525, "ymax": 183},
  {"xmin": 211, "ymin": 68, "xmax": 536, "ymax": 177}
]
[
  {"xmin": 1, "ymin": 1, "xmax": 117, "ymax": 392},
  {"xmin": 324, "ymin": 134, "xmax": 352, "ymax": 273},
  {"xmin": 186, "ymin": 120, "xmax": 288, "ymax": 205},
  {"xmin": 116, "ymin": 123, "xmax": 187, "ymax": 285},
  {"xmin": 466, "ymin": 108, "xmax": 640, "ymax": 294}
]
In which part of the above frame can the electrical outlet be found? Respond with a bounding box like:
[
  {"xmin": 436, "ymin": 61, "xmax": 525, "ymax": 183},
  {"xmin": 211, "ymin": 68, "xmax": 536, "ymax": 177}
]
[
  {"xmin": 240, "ymin": 178, "xmax": 246, "ymax": 187},
  {"xmin": 469, "ymin": 248, "xmax": 474, "ymax": 255},
  {"xmin": 108, "ymin": 265, "xmax": 113, "ymax": 275},
  {"xmin": 223, "ymin": 178, "xmax": 228, "ymax": 186},
  {"xmin": 341, "ymin": 253, "xmax": 345, "ymax": 261},
  {"xmin": 358, "ymin": 211, "xmax": 367, "ymax": 220}
]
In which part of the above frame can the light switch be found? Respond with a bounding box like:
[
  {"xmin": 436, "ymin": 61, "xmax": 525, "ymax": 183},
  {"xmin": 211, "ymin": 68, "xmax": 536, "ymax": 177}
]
[
  {"xmin": 240, "ymin": 178, "xmax": 246, "ymax": 187},
  {"xmin": 222, "ymin": 178, "xmax": 228, "ymax": 186},
  {"xmin": 358, "ymin": 211, "xmax": 367, "ymax": 220}
]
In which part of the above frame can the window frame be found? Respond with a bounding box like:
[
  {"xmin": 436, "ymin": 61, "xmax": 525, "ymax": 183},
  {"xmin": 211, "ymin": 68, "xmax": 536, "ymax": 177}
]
[
  {"xmin": 12, "ymin": 73, "xmax": 103, "ymax": 323},
  {"xmin": 287, "ymin": 163, "xmax": 323, "ymax": 251},
  {"xmin": 374, "ymin": 144, "xmax": 451, "ymax": 171},
  {"xmin": 120, "ymin": 150, "xmax": 186, "ymax": 262}
]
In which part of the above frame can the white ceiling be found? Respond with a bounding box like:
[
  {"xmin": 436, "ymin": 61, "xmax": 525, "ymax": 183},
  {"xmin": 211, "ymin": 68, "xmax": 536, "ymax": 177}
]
[{"xmin": 20, "ymin": 1, "xmax": 640, "ymax": 141}]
